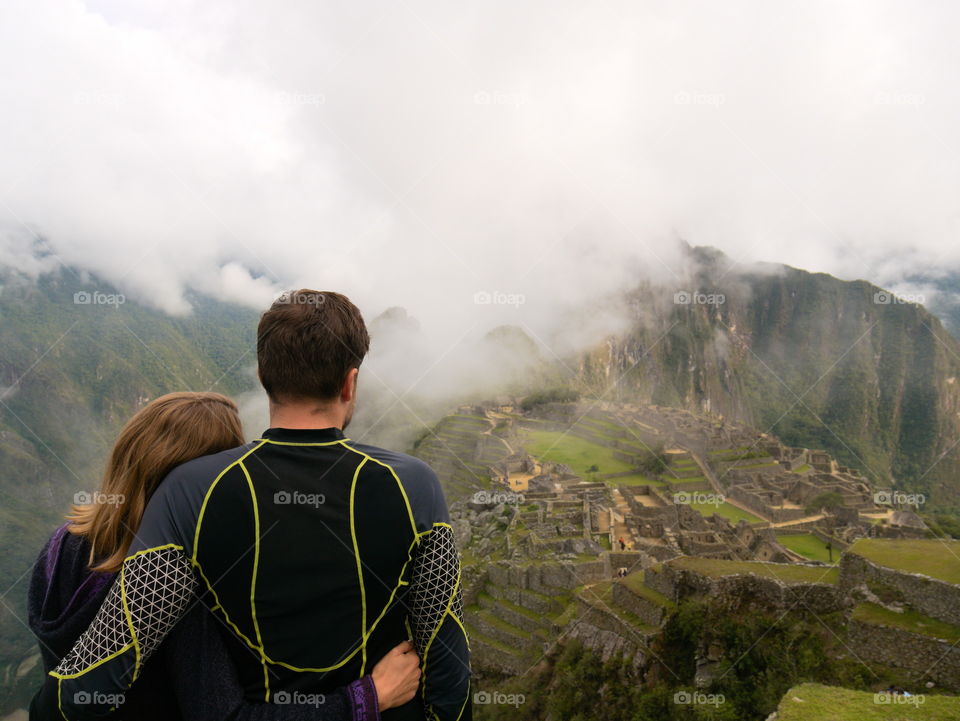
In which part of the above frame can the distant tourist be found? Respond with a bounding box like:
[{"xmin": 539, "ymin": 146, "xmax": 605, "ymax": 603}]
[
  {"xmin": 28, "ymin": 392, "xmax": 421, "ymax": 720},
  {"xmin": 618, "ymin": 536, "xmax": 626, "ymax": 551},
  {"xmin": 31, "ymin": 291, "xmax": 472, "ymax": 720}
]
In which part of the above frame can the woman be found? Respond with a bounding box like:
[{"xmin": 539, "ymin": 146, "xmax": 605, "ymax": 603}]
[{"xmin": 29, "ymin": 392, "xmax": 420, "ymax": 720}]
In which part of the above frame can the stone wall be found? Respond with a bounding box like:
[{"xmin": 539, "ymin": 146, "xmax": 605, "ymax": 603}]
[
  {"xmin": 848, "ymin": 618, "xmax": 960, "ymax": 691},
  {"xmin": 840, "ymin": 553, "xmax": 960, "ymax": 626}
]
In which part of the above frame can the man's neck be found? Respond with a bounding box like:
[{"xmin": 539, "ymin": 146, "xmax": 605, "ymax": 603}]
[{"xmin": 269, "ymin": 401, "xmax": 346, "ymax": 430}]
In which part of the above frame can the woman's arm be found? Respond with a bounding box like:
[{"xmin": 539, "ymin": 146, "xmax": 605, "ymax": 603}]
[{"xmin": 163, "ymin": 603, "xmax": 379, "ymax": 721}]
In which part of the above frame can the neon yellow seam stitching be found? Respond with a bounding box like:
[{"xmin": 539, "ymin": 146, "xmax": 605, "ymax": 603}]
[
  {"xmin": 359, "ymin": 534, "xmax": 420, "ymax": 644},
  {"xmin": 193, "ymin": 440, "xmax": 268, "ymax": 563},
  {"xmin": 191, "ymin": 561, "xmax": 260, "ymax": 650},
  {"xmin": 123, "ymin": 543, "xmax": 183, "ymax": 563},
  {"xmin": 339, "ymin": 441, "xmax": 417, "ymax": 539},
  {"xmin": 57, "ymin": 677, "xmax": 68, "ymax": 721},
  {"xmin": 118, "ymin": 567, "xmax": 140, "ymax": 681},
  {"xmin": 350, "ymin": 457, "xmax": 369, "ymax": 674},
  {"xmin": 240, "ymin": 461, "xmax": 271, "ymax": 702},
  {"xmin": 420, "ymin": 564, "xmax": 465, "ymax": 705},
  {"xmin": 256, "ymin": 438, "xmax": 351, "ymax": 446},
  {"xmin": 48, "ymin": 642, "xmax": 136, "ymax": 679}
]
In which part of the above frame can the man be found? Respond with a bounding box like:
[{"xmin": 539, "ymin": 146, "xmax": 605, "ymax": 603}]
[{"xmin": 34, "ymin": 290, "xmax": 471, "ymax": 720}]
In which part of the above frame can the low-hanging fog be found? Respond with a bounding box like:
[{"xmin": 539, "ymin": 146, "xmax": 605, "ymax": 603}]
[{"xmin": 2, "ymin": 0, "xmax": 960, "ymax": 444}]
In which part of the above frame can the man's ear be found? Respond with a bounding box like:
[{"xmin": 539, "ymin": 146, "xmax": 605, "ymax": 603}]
[{"xmin": 341, "ymin": 368, "xmax": 359, "ymax": 403}]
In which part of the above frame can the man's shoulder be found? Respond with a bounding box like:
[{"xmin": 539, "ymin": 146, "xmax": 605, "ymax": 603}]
[
  {"xmin": 344, "ymin": 441, "xmax": 449, "ymax": 525},
  {"xmin": 344, "ymin": 441, "xmax": 438, "ymax": 485},
  {"xmin": 159, "ymin": 442, "xmax": 260, "ymax": 494}
]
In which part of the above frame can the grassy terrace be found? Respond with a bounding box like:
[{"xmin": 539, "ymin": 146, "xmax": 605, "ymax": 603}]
[
  {"xmin": 524, "ymin": 429, "xmax": 637, "ymax": 476},
  {"xmin": 776, "ymin": 684, "xmax": 960, "ymax": 720},
  {"xmin": 853, "ymin": 602, "xmax": 960, "ymax": 643},
  {"xmin": 666, "ymin": 474, "xmax": 707, "ymax": 484},
  {"xmin": 666, "ymin": 556, "xmax": 839, "ymax": 584},
  {"xmin": 612, "ymin": 472, "xmax": 664, "ymax": 486},
  {"xmin": 779, "ymin": 533, "xmax": 838, "ymax": 563},
  {"xmin": 620, "ymin": 572, "xmax": 677, "ymax": 609},
  {"xmin": 691, "ymin": 501, "xmax": 762, "ymax": 524},
  {"xmin": 848, "ymin": 539, "xmax": 960, "ymax": 585},
  {"xmin": 577, "ymin": 581, "xmax": 659, "ymax": 633}
]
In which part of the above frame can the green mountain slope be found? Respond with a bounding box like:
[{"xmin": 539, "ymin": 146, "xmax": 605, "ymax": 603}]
[
  {"xmin": 577, "ymin": 247, "xmax": 960, "ymax": 511},
  {"xmin": 0, "ymin": 268, "xmax": 257, "ymax": 710}
]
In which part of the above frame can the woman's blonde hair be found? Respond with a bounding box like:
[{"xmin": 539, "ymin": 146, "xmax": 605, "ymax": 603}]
[{"xmin": 67, "ymin": 391, "xmax": 244, "ymax": 572}]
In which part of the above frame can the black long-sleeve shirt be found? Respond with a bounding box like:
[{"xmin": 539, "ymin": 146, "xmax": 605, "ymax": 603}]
[
  {"xmin": 28, "ymin": 523, "xmax": 378, "ymax": 720},
  {"xmin": 33, "ymin": 427, "xmax": 471, "ymax": 721}
]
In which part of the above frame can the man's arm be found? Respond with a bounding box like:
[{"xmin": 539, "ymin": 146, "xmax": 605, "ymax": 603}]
[
  {"xmin": 408, "ymin": 523, "xmax": 471, "ymax": 721},
  {"xmin": 31, "ymin": 545, "xmax": 197, "ymax": 720}
]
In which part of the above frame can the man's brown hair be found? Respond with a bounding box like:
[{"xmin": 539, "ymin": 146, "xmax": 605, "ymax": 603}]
[{"xmin": 257, "ymin": 289, "xmax": 370, "ymax": 403}]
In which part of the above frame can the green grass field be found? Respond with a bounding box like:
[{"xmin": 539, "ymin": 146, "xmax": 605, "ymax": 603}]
[
  {"xmin": 666, "ymin": 475, "xmax": 707, "ymax": 484},
  {"xmin": 524, "ymin": 429, "xmax": 636, "ymax": 476},
  {"xmin": 848, "ymin": 539, "xmax": 960, "ymax": 585},
  {"xmin": 610, "ymin": 472, "xmax": 664, "ymax": 486},
  {"xmin": 667, "ymin": 556, "xmax": 839, "ymax": 584},
  {"xmin": 776, "ymin": 683, "xmax": 960, "ymax": 720},
  {"xmin": 779, "ymin": 533, "xmax": 838, "ymax": 563},
  {"xmin": 853, "ymin": 602, "xmax": 960, "ymax": 643},
  {"xmin": 691, "ymin": 501, "xmax": 762, "ymax": 524}
]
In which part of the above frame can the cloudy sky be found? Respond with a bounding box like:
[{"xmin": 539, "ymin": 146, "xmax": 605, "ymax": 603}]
[{"xmin": 1, "ymin": 0, "xmax": 959, "ymax": 336}]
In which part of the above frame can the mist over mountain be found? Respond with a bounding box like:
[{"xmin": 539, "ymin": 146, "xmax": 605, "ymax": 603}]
[{"xmin": 3, "ymin": 249, "xmax": 960, "ymax": 712}]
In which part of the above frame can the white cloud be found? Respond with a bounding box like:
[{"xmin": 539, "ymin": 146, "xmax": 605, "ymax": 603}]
[{"xmin": 1, "ymin": 0, "xmax": 958, "ymax": 333}]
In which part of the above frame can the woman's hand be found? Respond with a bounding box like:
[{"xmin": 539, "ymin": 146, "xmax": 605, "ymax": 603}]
[{"xmin": 370, "ymin": 640, "xmax": 421, "ymax": 710}]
